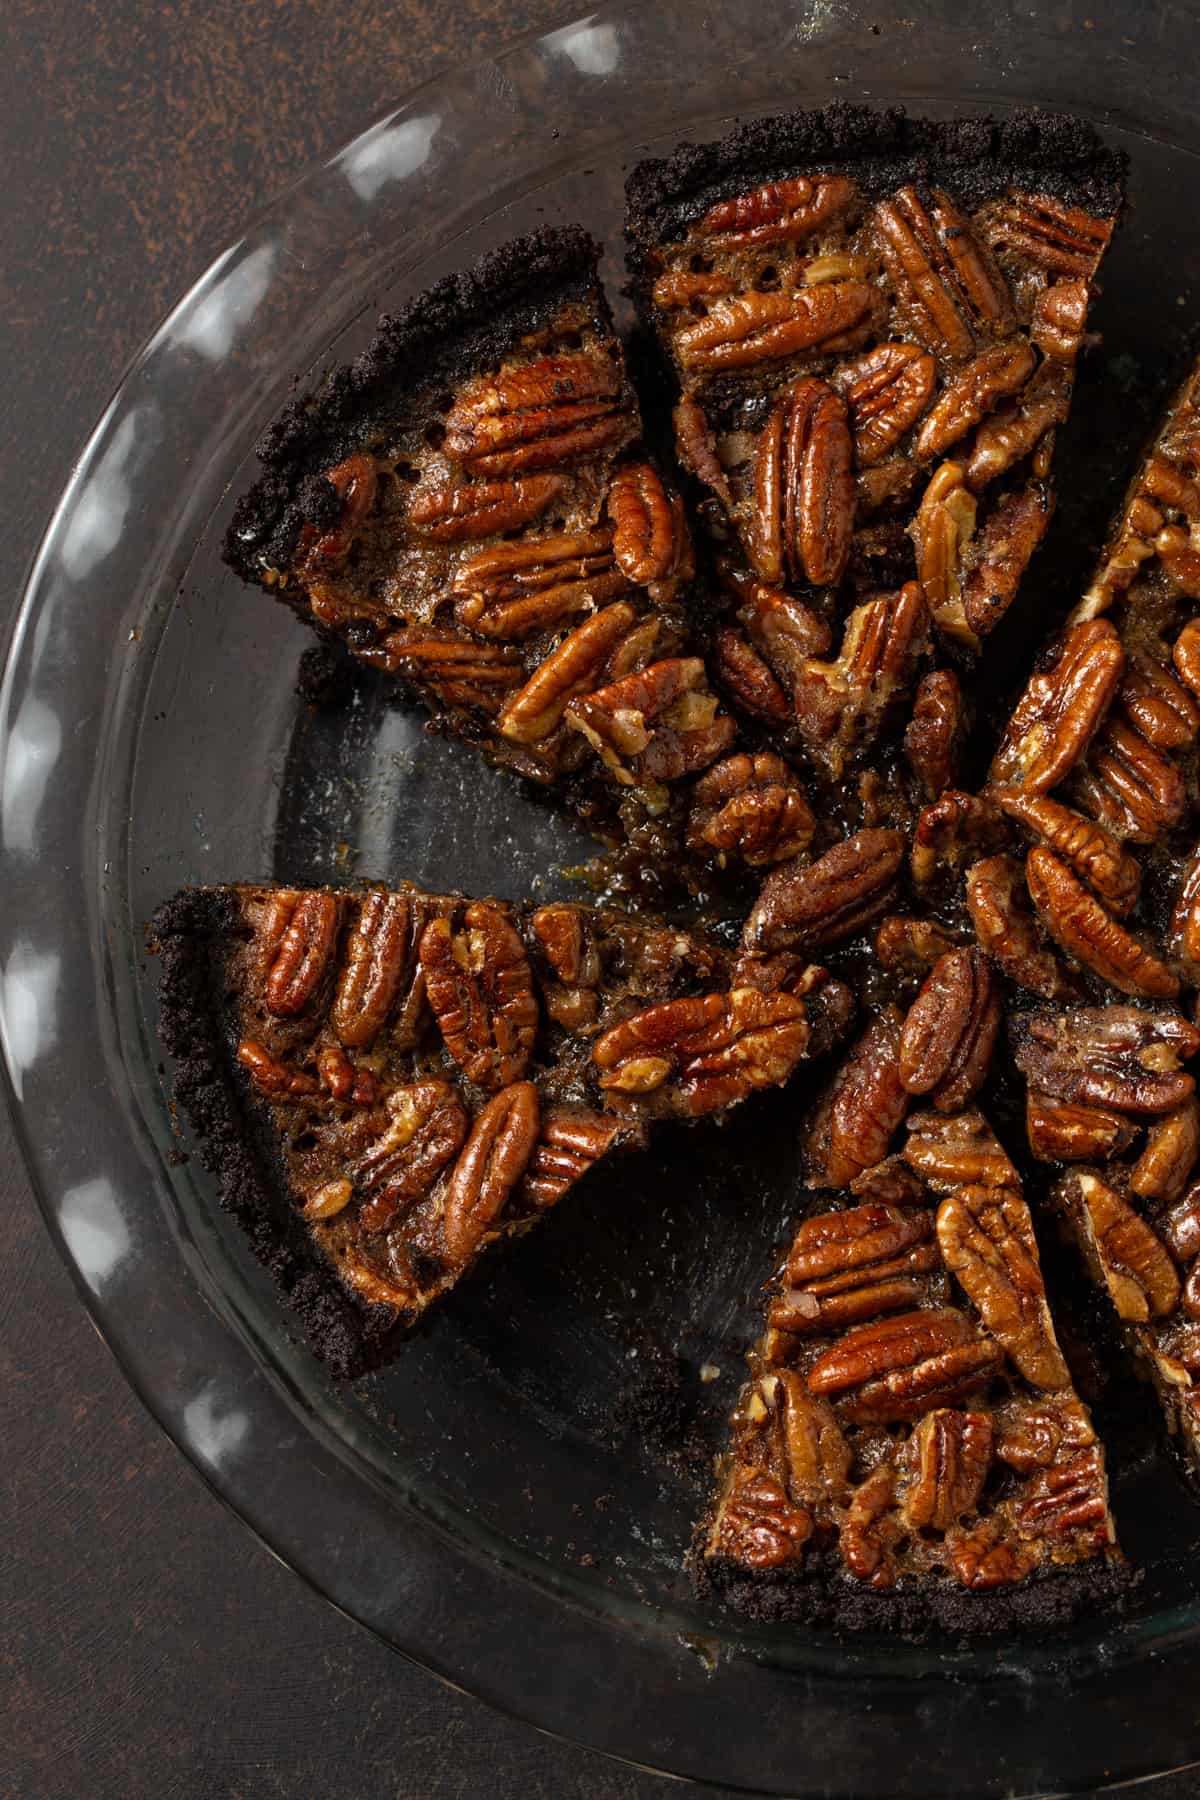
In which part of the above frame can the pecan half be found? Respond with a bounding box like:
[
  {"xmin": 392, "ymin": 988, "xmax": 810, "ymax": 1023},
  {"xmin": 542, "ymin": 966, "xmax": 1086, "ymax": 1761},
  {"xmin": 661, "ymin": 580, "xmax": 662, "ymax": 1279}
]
[
  {"xmin": 672, "ymin": 398, "xmax": 731, "ymax": 504},
  {"xmin": 1129, "ymin": 1102, "xmax": 1200, "ymax": 1205},
  {"xmin": 592, "ymin": 987, "xmax": 810, "ymax": 1118},
  {"xmin": 712, "ymin": 626, "xmax": 792, "ymax": 724},
  {"xmin": 522, "ymin": 1108, "xmax": 625, "ymax": 1210},
  {"xmin": 452, "ymin": 529, "xmax": 628, "ymax": 640},
  {"xmin": 1174, "ymin": 619, "xmax": 1200, "ymax": 698},
  {"xmin": 793, "ymin": 584, "xmax": 928, "ymax": 771},
  {"xmin": 748, "ymin": 377, "xmax": 854, "ymax": 587},
  {"xmin": 806, "ymin": 1307, "xmax": 1003, "ymax": 1423},
  {"xmin": 567, "ymin": 656, "xmax": 735, "ymax": 786},
  {"xmin": 1013, "ymin": 1444, "xmax": 1112, "ymax": 1548},
  {"xmin": 875, "ymin": 186, "xmax": 1013, "ymax": 357},
  {"xmin": 744, "ymin": 827, "xmax": 903, "ymax": 954},
  {"xmin": 987, "ymin": 193, "xmax": 1114, "ymax": 278},
  {"xmin": 903, "ymin": 668, "xmax": 965, "ymax": 801},
  {"xmin": 407, "ymin": 474, "xmax": 564, "ymax": 542},
  {"xmin": 697, "ymin": 173, "xmax": 859, "ymax": 249},
  {"xmin": 1163, "ymin": 1186, "xmax": 1200, "ymax": 1263},
  {"xmin": 529, "ymin": 904, "xmax": 599, "ymax": 989},
  {"xmin": 711, "ymin": 1468, "xmax": 812, "ymax": 1569},
  {"xmin": 1073, "ymin": 715, "xmax": 1187, "ymax": 843},
  {"xmin": 769, "ymin": 1204, "xmax": 939, "ymax": 1343},
  {"xmin": 444, "ymin": 352, "xmax": 633, "ymax": 475},
  {"xmin": 606, "ymin": 461, "xmax": 690, "ymax": 588},
  {"xmin": 903, "ymin": 1108, "xmax": 1019, "ymax": 1194},
  {"xmin": 964, "ymin": 366, "xmax": 1072, "ymax": 492},
  {"xmin": 295, "ymin": 454, "xmax": 378, "ymax": 576},
  {"xmin": 355, "ymin": 1080, "xmax": 469, "ymax": 1234},
  {"xmin": 1030, "ymin": 279, "xmax": 1089, "ymax": 362},
  {"xmin": 497, "ymin": 601, "xmax": 638, "ymax": 744},
  {"xmin": 674, "ymin": 282, "xmax": 874, "ymax": 373},
  {"xmin": 899, "ymin": 1409, "xmax": 994, "ymax": 1531},
  {"xmin": 898, "ymin": 949, "xmax": 1001, "ymax": 1113},
  {"xmin": 911, "ymin": 790, "xmax": 1008, "ymax": 890},
  {"xmin": 1172, "ymin": 848, "xmax": 1200, "ymax": 968},
  {"xmin": 1025, "ymin": 847, "xmax": 1179, "ymax": 999},
  {"xmin": 965, "ymin": 853, "xmax": 1077, "ymax": 1001},
  {"xmin": 833, "ymin": 341, "xmax": 936, "ymax": 467},
  {"xmin": 441, "ymin": 1081, "xmax": 541, "ymax": 1264},
  {"xmin": 910, "ymin": 460, "xmax": 978, "ymax": 644},
  {"xmin": 763, "ymin": 1370, "xmax": 853, "ymax": 1508},
  {"xmin": 687, "ymin": 752, "xmax": 815, "ymax": 867},
  {"xmin": 841, "ymin": 1464, "xmax": 899, "ymax": 1588},
  {"xmin": 962, "ymin": 482, "xmax": 1053, "ymax": 639},
  {"xmin": 992, "ymin": 788, "xmax": 1140, "ymax": 916},
  {"xmin": 332, "ymin": 891, "xmax": 412, "ymax": 1047},
  {"xmin": 989, "ymin": 620, "xmax": 1124, "ymax": 790},
  {"xmin": 1014, "ymin": 1006, "xmax": 1200, "ymax": 1116},
  {"xmin": 806, "ymin": 1008, "xmax": 909, "ymax": 1188},
  {"xmin": 316, "ymin": 1044, "xmax": 379, "ymax": 1107},
  {"xmin": 381, "ymin": 630, "xmax": 523, "ymax": 711},
  {"xmin": 1117, "ymin": 653, "xmax": 1200, "ymax": 751},
  {"xmin": 937, "ymin": 1187, "xmax": 1069, "ymax": 1391},
  {"xmin": 1026, "ymin": 1091, "xmax": 1138, "ymax": 1163},
  {"xmin": 1157, "ymin": 526, "xmax": 1200, "ymax": 600},
  {"xmin": 265, "ymin": 890, "xmax": 339, "ymax": 1016},
  {"xmin": 419, "ymin": 904, "xmax": 539, "ymax": 1090},
  {"xmin": 1069, "ymin": 1171, "xmax": 1181, "ymax": 1322},
  {"xmin": 915, "ymin": 340, "xmax": 1036, "ymax": 462},
  {"xmin": 948, "ymin": 1516, "xmax": 1035, "ymax": 1589},
  {"xmin": 236, "ymin": 1039, "xmax": 318, "ymax": 1099}
]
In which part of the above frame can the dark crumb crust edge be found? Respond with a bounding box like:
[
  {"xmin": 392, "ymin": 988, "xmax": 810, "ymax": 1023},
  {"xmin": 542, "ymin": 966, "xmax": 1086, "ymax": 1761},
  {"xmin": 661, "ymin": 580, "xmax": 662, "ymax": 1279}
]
[
  {"xmin": 153, "ymin": 886, "xmax": 411, "ymax": 1379},
  {"xmin": 624, "ymin": 100, "xmax": 1128, "ymax": 300},
  {"xmin": 224, "ymin": 223, "xmax": 609, "ymax": 582},
  {"xmin": 693, "ymin": 1531, "xmax": 1138, "ymax": 1640}
]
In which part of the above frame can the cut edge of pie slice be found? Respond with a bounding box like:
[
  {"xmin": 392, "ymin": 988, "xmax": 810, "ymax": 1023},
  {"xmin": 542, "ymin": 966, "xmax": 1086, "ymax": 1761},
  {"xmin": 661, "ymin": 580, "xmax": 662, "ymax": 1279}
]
[
  {"xmin": 154, "ymin": 880, "xmax": 854, "ymax": 1376},
  {"xmin": 624, "ymin": 102, "xmax": 1126, "ymax": 798},
  {"xmin": 697, "ymin": 1105, "xmax": 1129, "ymax": 1634},
  {"xmin": 222, "ymin": 224, "xmax": 737, "ymax": 834}
]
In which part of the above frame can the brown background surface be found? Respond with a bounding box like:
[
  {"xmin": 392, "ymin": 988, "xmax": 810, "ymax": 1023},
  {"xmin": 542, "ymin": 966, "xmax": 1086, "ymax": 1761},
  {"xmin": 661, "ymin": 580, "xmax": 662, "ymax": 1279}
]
[{"xmin": 1, "ymin": 3, "xmax": 1199, "ymax": 1796}]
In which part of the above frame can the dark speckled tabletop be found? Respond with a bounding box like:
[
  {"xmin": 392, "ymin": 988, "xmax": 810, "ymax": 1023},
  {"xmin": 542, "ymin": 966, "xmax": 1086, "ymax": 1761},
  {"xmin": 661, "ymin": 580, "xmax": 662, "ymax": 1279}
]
[{"xmin": 3, "ymin": 3, "xmax": 1200, "ymax": 1796}]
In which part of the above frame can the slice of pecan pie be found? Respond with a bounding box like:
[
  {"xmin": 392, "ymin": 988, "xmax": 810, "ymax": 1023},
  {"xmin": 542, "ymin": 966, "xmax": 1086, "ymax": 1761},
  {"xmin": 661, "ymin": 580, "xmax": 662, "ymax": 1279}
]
[
  {"xmin": 155, "ymin": 882, "xmax": 852, "ymax": 1373},
  {"xmin": 626, "ymin": 105, "xmax": 1124, "ymax": 800},
  {"xmin": 701, "ymin": 1106, "xmax": 1123, "ymax": 1630},
  {"xmin": 223, "ymin": 227, "xmax": 735, "ymax": 833}
]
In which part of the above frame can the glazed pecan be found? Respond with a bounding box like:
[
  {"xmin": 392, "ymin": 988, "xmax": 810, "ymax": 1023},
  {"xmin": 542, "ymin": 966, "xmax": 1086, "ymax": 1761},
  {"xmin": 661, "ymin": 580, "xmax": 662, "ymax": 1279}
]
[
  {"xmin": 567, "ymin": 656, "xmax": 735, "ymax": 786},
  {"xmin": 381, "ymin": 630, "xmax": 523, "ymax": 711},
  {"xmin": 910, "ymin": 460, "xmax": 978, "ymax": 643},
  {"xmin": 529, "ymin": 904, "xmax": 599, "ymax": 989},
  {"xmin": 806, "ymin": 1008, "xmax": 909, "ymax": 1189},
  {"xmin": 444, "ymin": 352, "xmax": 633, "ymax": 475},
  {"xmin": 841, "ymin": 1464, "xmax": 899, "ymax": 1589},
  {"xmin": 1172, "ymin": 849, "xmax": 1200, "ymax": 968},
  {"xmin": 236, "ymin": 1039, "xmax": 318, "ymax": 1099},
  {"xmin": 793, "ymin": 584, "xmax": 928, "ymax": 768},
  {"xmin": 1163, "ymin": 1186, "xmax": 1200, "ymax": 1263},
  {"xmin": 734, "ymin": 573, "xmax": 832, "ymax": 686},
  {"xmin": 673, "ymin": 282, "xmax": 874, "ymax": 374},
  {"xmin": 651, "ymin": 269, "xmax": 736, "ymax": 310},
  {"xmin": 875, "ymin": 914, "xmax": 960, "ymax": 975},
  {"xmin": 1025, "ymin": 846, "xmax": 1179, "ymax": 999},
  {"xmin": 606, "ymin": 460, "xmax": 690, "ymax": 588},
  {"xmin": 1130, "ymin": 1102, "xmax": 1200, "ymax": 1204},
  {"xmin": 937, "ymin": 1187, "xmax": 1070, "ymax": 1391},
  {"xmin": 898, "ymin": 949, "xmax": 1001, "ymax": 1113},
  {"xmin": 407, "ymin": 474, "xmax": 564, "ymax": 542},
  {"xmin": 712, "ymin": 1468, "xmax": 812, "ymax": 1569},
  {"xmin": 903, "ymin": 668, "xmax": 965, "ymax": 801},
  {"xmin": 1117, "ymin": 653, "xmax": 1200, "ymax": 750},
  {"xmin": 355, "ymin": 1080, "xmax": 468, "ymax": 1234},
  {"xmin": 1175, "ymin": 619, "xmax": 1200, "ymax": 697},
  {"xmin": 522, "ymin": 1108, "xmax": 625, "ymax": 1210},
  {"xmin": 697, "ymin": 172, "xmax": 859, "ymax": 249},
  {"xmin": 501, "ymin": 602, "xmax": 645, "ymax": 747},
  {"xmin": 1025, "ymin": 1092, "xmax": 1138, "ymax": 1164},
  {"xmin": 874, "ymin": 186, "xmax": 1013, "ymax": 357},
  {"xmin": 265, "ymin": 890, "xmax": 339, "ymax": 1017},
  {"xmin": 902, "ymin": 1108, "xmax": 1019, "ymax": 1194},
  {"xmin": 1069, "ymin": 1172, "xmax": 1181, "ymax": 1322},
  {"xmin": 987, "ymin": 193, "xmax": 1114, "ymax": 277},
  {"xmin": 963, "ymin": 483, "xmax": 1054, "ymax": 640},
  {"xmin": 964, "ymin": 366, "xmax": 1072, "ymax": 492},
  {"xmin": 441, "ymin": 1081, "xmax": 540, "ymax": 1264},
  {"xmin": 991, "ymin": 788, "xmax": 1140, "ymax": 916},
  {"xmin": 1013, "ymin": 1445, "xmax": 1112, "ymax": 1548},
  {"xmin": 856, "ymin": 456, "xmax": 921, "ymax": 517},
  {"xmin": 744, "ymin": 827, "xmax": 903, "ymax": 955},
  {"xmin": 452, "ymin": 529, "xmax": 628, "ymax": 639},
  {"xmin": 762, "ymin": 1370, "xmax": 853, "ymax": 1508},
  {"xmin": 301, "ymin": 1177, "xmax": 354, "ymax": 1222},
  {"xmin": 1014, "ymin": 1006, "xmax": 1199, "ymax": 1116},
  {"xmin": 419, "ymin": 904, "xmax": 539, "ymax": 1090},
  {"xmin": 686, "ymin": 752, "xmax": 815, "ymax": 867},
  {"xmin": 672, "ymin": 398, "xmax": 731, "ymax": 504},
  {"xmin": 332, "ymin": 891, "xmax": 412, "ymax": 1047},
  {"xmin": 833, "ymin": 341, "xmax": 936, "ymax": 467},
  {"xmin": 712, "ymin": 626, "xmax": 792, "ymax": 724},
  {"xmin": 316, "ymin": 1044, "xmax": 379, "ymax": 1107},
  {"xmin": 899, "ymin": 1409, "xmax": 993, "ymax": 1531},
  {"xmin": 964, "ymin": 853, "xmax": 1077, "ymax": 1002},
  {"xmin": 1030, "ymin": 279, "xmax": 1089, "ymax": 362},
  {"xmin": 915, "ymin": 340, "xmax": 1036, "ymax": 463},
  {"xmin": 295, "ymin": 454, "xmax": 378, "ymax": 576},
  {"xmin": 989, "ymin": 620, "xmax": 1124, "ymax": 790},
  {"xmin": 911, "ymin": 790, "xmax": 1008, "ymax": 890},
  {"xmin": 947, "ymin": 1516, "xmax": 1035, "ymax": 1589},
  {"xmin": 806, "ymin": 1307, "xmax": 1003, "ymax": 1423},
  {"xmin": 769, "ymin": 1204, "xmax": 939, "ymax": 1342},
  {"xmin": 747, "ymin": 377, "xmax": 855, "ymax": 587},
  {"xmin": 592, "ymin": 987, "xmax": 810, "ymax": 1118},
  {"xmin": 1073, "ymin": 714, "xmax": 1187, "ymax": 843},
  {"xmin": 1158, "ymin": 526, "xmax": 1200, "ymax": 600}
]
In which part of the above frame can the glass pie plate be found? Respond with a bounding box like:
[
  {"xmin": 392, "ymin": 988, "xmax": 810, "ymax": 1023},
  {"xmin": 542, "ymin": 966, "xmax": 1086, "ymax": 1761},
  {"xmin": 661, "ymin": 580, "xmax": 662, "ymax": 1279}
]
[{"xmin": 6, "ymin": 1, "xmax": 1200, "ymax": 1792}]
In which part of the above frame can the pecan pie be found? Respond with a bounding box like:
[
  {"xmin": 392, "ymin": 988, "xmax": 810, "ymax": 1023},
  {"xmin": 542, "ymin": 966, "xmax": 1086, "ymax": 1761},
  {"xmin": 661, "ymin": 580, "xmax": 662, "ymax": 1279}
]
[
  {"xmin": 701, "ymin": 1107, "xmax": 1123, "ymax": 1629},
  {"xmin": 224, "ymin": 227, "xmax": 734, "ymax": 833},
  {"xmin": 155, "ymin": 882, "xmax": 850, "ymax": 1372},
  {"xmin": 626, "ymin": 105, "xmax": 1123, "ymax": 799}
]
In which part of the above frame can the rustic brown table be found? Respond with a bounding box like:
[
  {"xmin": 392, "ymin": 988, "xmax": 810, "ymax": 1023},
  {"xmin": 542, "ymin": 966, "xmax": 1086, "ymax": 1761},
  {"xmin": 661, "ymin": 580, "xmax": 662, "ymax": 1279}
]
[{"xmin": 3, "ymin": 3, "xmax": 1199, "ymax": 1796}]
